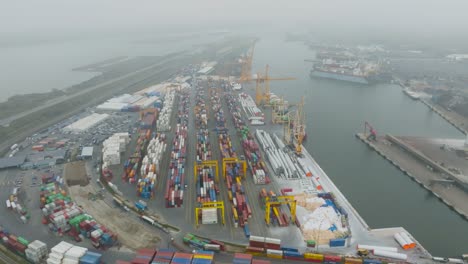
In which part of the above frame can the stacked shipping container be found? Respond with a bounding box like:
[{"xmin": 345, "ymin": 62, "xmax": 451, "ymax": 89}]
[
  {"xmin": 39, "ymin": 180, "xmax": 117, "ymax": 248},
  {"xmin": 225, "ymin": 93, "xmax": 270, "ymax": 184},
  {"xmin": 194, "ymin": 83, "xmax": 219, "ymax": 212},
  {"xmin": 138, "ymin": 134, "xmax": 167, "ymax": 198},
  {"xmin": 165, "ymin": 90, "xmax": 190, "ymax": 207},
  {"xmin": 209, "ymin": 86, "xmax": 252, "ymax": 232}
]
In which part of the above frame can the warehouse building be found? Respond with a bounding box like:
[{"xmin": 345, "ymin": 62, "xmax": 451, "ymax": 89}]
[{"xmin": 63, "ymin": 113, "xmax": 109, "ymax": 133}]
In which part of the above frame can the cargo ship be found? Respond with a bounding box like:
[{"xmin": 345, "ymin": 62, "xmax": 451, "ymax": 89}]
[{"xmin": 310, "ymin": 53, "xmax": 392, "ymax": 84}]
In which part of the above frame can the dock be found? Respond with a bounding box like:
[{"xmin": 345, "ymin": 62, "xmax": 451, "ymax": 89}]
[{"xmin": 356, "ymin": 133, "xmax": 468, "ymax": 220}]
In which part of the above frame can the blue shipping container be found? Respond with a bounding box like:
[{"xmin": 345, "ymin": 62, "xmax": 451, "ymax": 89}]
[
  {"xmin": 329, "ymin": 238, "xmax": 346, "ymax": 247},
  {"xmin": 283, "ymin": 251, "xmax": 302, "ymax": 257},
  {"xmin": 243, "ymin": 224, "xmax": 250, "ymax": 238},
  {"xmin": 280, "ymin": 247, "xmax": 298, "ymax": 252}
]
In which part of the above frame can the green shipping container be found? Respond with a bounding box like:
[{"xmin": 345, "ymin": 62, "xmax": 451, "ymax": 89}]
[{"xmin": 17, "ymin": 237, "xmax": 29, "ymax": 246}]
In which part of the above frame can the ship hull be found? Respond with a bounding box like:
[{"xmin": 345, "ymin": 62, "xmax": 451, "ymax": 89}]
[{"xmin": 310, "ymin": 70, "xmax": 369, "ymax": 84}]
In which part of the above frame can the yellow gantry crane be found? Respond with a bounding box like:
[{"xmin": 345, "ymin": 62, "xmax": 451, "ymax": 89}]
[
  {"xmin": 264, "ymin": 196, "xmax": 297, "ymax": 226},
  {"xmin": 221, "ymin": 158, "xmax": 247, "ymax": 180},
  {"xmin": 195, "ymin": 201, "xmax": 225, "ymax": 227},
  {"xmin": 194, "ymin": 160, "xmax": 219, "ymax": 183},
  {"xmin": 255, "ymin": 65, "xmax": 295, "ymax": 106}
]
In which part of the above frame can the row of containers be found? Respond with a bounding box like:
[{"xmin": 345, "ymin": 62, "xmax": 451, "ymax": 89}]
[
  {"xmin": 0, "ymin": 226, "xmax": 46, "ymax": 263},
  {"xmin": 134, "ymin": 88, "xmax": 176, "ymax": 198},
  {"xmin": 117, "ymin": 248, "xmax": 215, "ymax": 264},
  {"xmin": 209, "ymin": 84, "xmax": 252, "ymax": 232},
  {"xmin": 247, "ymin": 235, "xmax": 395, "ymax": 264},
  {"xmin": 39, "ymin": 179, "xmax": 117, "ymax": 249},
  {"xmin": 224, "ymin": 92, "xmax": 270, "ymax": 185},
  {"xmin": 194, "ymin": 82, "xmax": 219, "ymax": 212},
  {"xmin": 137, "ymin": 133, "xmax": 167, "ymax": 198},
  {"xmin": 0, "ymin": 226, "xmax": 102, "ymax": 264},
  {"xmin": 165, "ymin": 89, "xmax": 190, "ymax": 208},
  {"xmin": 123, "ymin": 127, "xmax": 153, "ymax": 183},
  {"xmin": 157, "ymin": 89, "xmax": 176, "ymax": 132},
  {"xmin": 122, "ymin": 98, "xmax": 161, "ymax": 183},
  {"xmin": 47, "ymin": 241, "xmax": 102, "ymax": 264},
  {"xmin": 5, "ymin": 186, "xmax": 30, "ymax": 224}
]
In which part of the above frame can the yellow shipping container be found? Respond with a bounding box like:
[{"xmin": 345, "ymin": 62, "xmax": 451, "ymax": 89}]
[
  {"xmin": 247, "ymin": 252, "xmax": 265, "ymax": 256},
  {"xmin": 266, "ymin": 254, "xmax": 283, "ymax": 259},
  {"xmin": 345, "ymin": 257, "xmax": 363, "ymax": 264},
  {"xmin": 304, "ymin": 253, "xmax": 324, "ymax": 261},
  {"xmin": 193, "ymin": 255, "xmax": 213, "ymax": 260}
]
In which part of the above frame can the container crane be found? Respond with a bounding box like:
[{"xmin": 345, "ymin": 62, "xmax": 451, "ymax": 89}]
[
  {"xmin": 239, "ymin": 40, "xmax": 257, "ymax": 83},
  {"xmin": 255, "ymin": 65, "xmax": 295, "ymax": 106},
  {"xmin": 284, "ymin": 97, "xmax": 306, "ymax": 155},
  {"xmin": 364, "ymin": 121, "xmax": 377, "ymax": 141}
]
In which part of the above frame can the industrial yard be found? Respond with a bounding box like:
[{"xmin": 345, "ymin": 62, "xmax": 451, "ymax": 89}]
[{"xmin": 0, "ymin": 44, "xmax": 462, "ymax": 264}]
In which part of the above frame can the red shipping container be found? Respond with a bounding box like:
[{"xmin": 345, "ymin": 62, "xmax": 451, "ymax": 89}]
[
  {"xmin": 246, "ymin": 246, "xmax": 264, "ymax": 253},
  {"xmin": 324, "ymin": 255, "xmax": 342, "ymax": 262},
  {"xmin": 234, "ymin": 253, "xmax": 253, "ymax": 260},
  {"xmin": 252, "ymin": 260, "xmax": 271, "ymax": 264}
]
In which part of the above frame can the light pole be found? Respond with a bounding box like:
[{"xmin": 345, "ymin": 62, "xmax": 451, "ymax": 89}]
[{"xmin": 315, "ymin": 218, "xmax": 326, "ymax": 253}]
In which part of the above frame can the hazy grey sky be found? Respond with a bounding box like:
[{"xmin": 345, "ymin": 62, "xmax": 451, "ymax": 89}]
[{"xmin": 1, "ymin": 0, "xmax": 467, "ymax": 33}]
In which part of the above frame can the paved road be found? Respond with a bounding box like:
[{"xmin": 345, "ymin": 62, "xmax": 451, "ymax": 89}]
[{"xmin": 0, "ymin": 53, "xmax": 185, "ymax": 127}]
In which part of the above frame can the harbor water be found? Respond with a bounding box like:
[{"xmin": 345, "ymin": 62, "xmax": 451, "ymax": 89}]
[{"xmin": 252, "ymin": 35, "xmax": 467, "ymax": 257}]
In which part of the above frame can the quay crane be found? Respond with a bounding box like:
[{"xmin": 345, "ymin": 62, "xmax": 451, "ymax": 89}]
[
  {"xmin": 239, "ymin": 40, "xmax": 257, "ymax": 82},
  {"xmin": 254, "ymin": 64, "xmax": 295, "ymax": 106},
  {"xmin": 284, "ymin": 97, "xmax": 306, "ymax": 156},
  {"xmin": 364, "ymin": 121, "xmax": 377, "ymax": 141}
]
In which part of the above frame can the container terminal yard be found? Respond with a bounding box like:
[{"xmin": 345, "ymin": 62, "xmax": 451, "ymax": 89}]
[{"xmin": 1, "ymin": 45, "xmax": 465, "ymax": 264}]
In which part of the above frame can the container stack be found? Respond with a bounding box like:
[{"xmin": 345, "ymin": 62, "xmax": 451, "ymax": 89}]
[
  {"xmin": 25, "ymin": 240, "xmax": 48, "ymax": 264},
  {"xmin": 62, "ymin": 245, "xmax": 88, "ymax": 263},
  {"xmin": 238, "ymin": 128, "xmax": 270, "ymax": 184},
  {"xmin": 6, "ymin": 186, "xmax": 29, "ymax": 223},
  {"xmin": 124, "ymin": 129, "xmax": 151, "ymax": 183},
  {"xmin": 0, "ymin": 234, "xmax": 28, "ymax": 257},
  {"xmin": 40, "ymin": 179, "xmax": 117, "ymax": 248},
  {"xmin": 227, "ymin": 92, "xmax": 270, "ymax": 184},
  {"xmin": 157, "ymin": 89, "xmax": 176, "ymax": 132},
  {"xmin": 138, "ymin": 134, "xmax": 167, "ymax": 198},
  {"xmin": 196, "ymin": 166, "xmax": 218, "ymax": 204},
  {"xmin": 232, "ymin": 253, "xmax": 253, "ymax": 264},
  {"xmin": 102, "ymin": 133, "xmax": 130, "ymax": 167},
  {"xmin": 47, "ymin": 241, "xmax": 73, "ymax": 263},
  {"xmin": 165, "ymin": 91, "xmax": 189, "ymax": 208}
]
